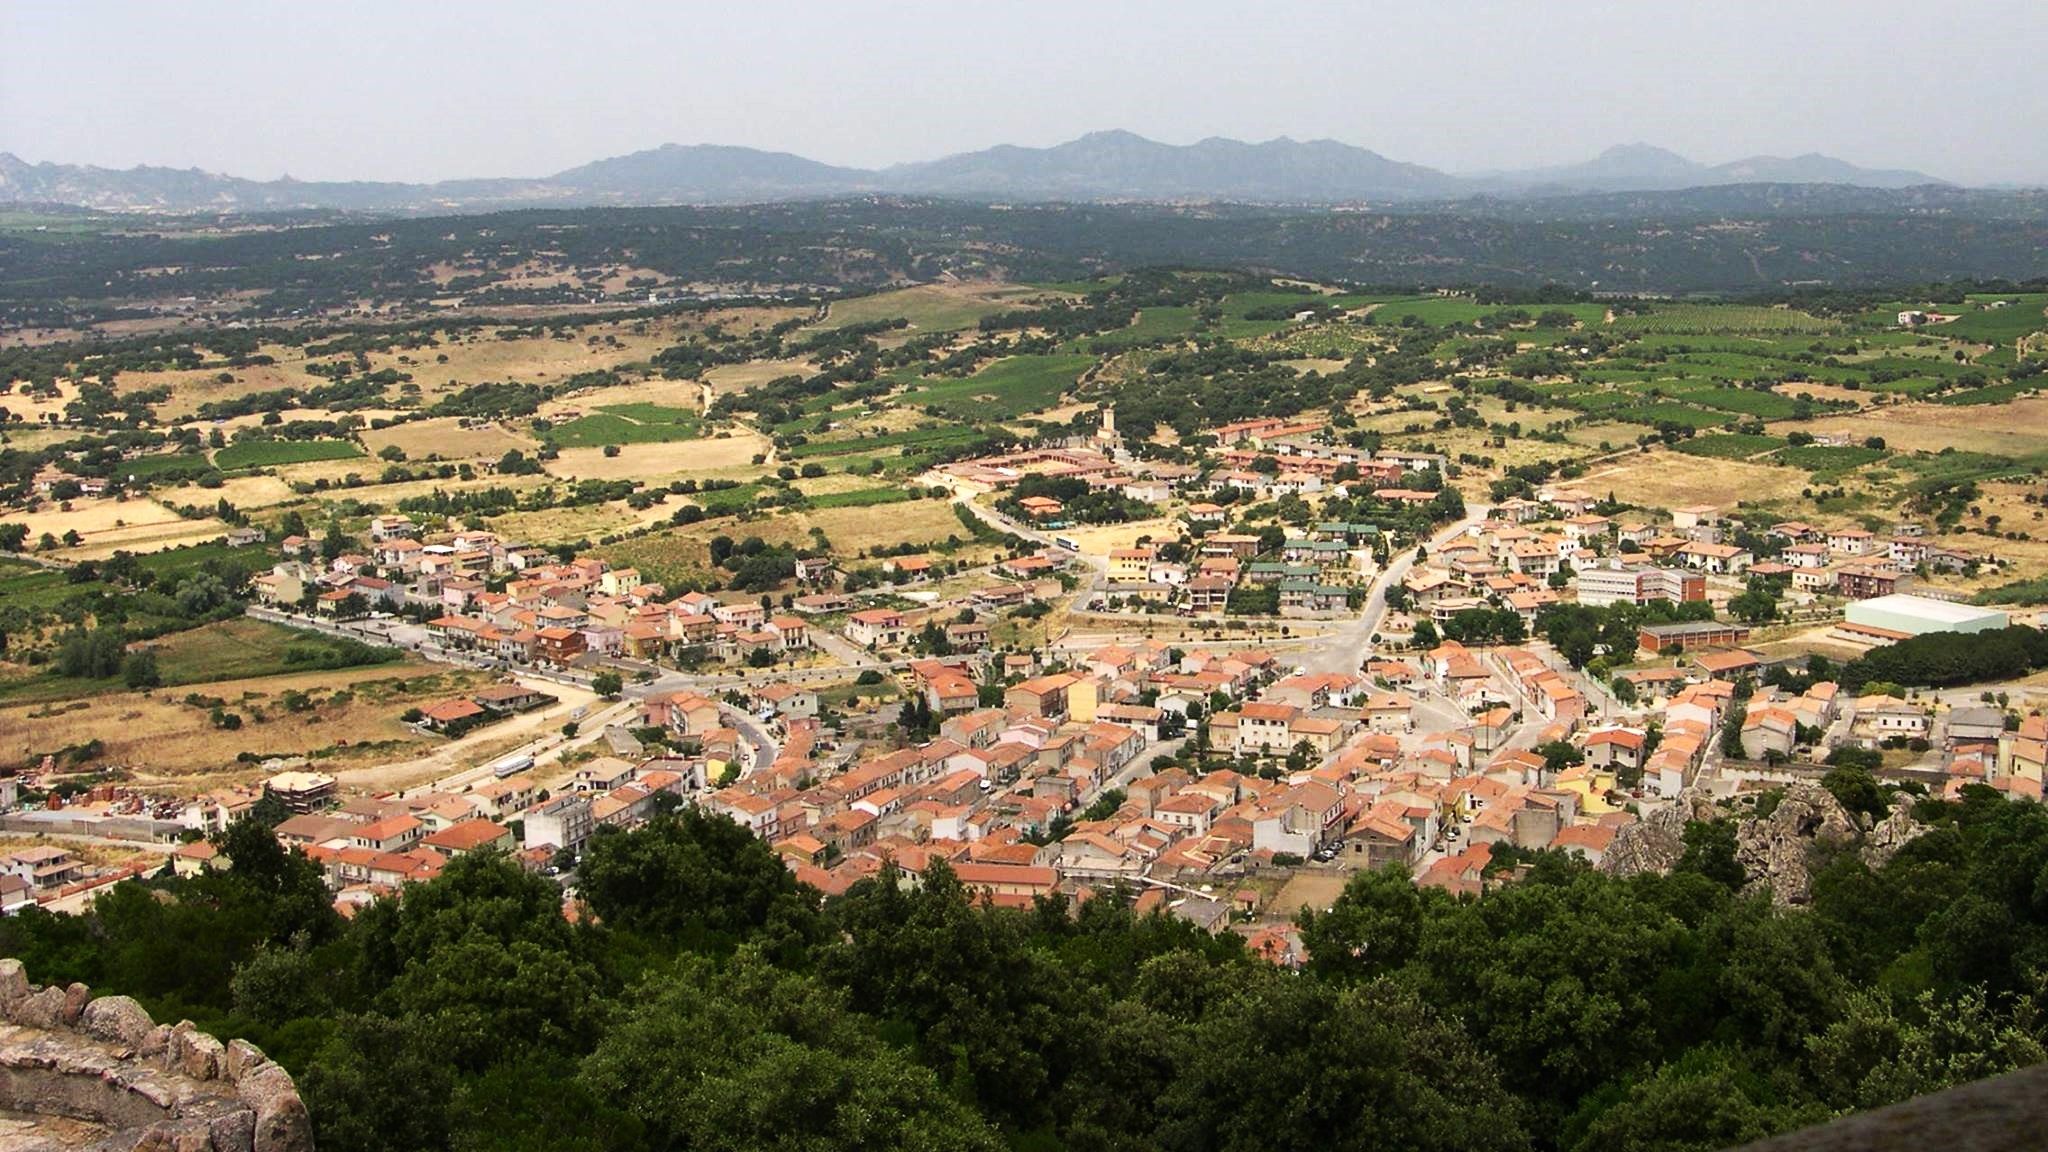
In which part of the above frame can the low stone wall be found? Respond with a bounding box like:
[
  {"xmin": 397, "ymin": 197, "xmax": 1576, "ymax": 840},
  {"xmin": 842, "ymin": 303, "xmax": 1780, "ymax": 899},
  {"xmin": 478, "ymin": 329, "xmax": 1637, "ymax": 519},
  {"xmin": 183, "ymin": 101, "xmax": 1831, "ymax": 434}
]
[{"xmin": 0, "ymin": 958, "xmax": 311, "ymax": 1152}]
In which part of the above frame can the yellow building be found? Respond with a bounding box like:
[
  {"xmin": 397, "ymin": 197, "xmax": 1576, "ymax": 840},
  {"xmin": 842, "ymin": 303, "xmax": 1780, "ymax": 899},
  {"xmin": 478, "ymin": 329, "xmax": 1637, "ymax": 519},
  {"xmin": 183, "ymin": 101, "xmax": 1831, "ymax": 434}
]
[
  {"xmin": 1066, "ymin": 677, "xmax": 1100, "ymax": 724},
  {"xmin": 1108, "ymin": 547, "xmax": 1156, "ymax": 583},
  {"xmin": 1552, "ymin": 765, "xmax": 1621, "ymax": 817}
]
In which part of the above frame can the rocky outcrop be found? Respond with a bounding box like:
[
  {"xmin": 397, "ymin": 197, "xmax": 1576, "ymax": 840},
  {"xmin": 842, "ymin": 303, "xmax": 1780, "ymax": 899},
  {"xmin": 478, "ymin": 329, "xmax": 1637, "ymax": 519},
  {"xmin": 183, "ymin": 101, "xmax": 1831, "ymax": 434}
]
[
  {"xmin": 0, "ymin": 958, "xmax": 312, "ymax": 1152},
  {"xmin": 1600, "ymin": 793, "xmax": 1716, "ymax": 879},
  {"xmin": 1601, "ymin": 785, "xmax": 1925, "ymax": 907},
  {"xmin": 1862, "ymin": 804, "xmax": 1929, "ymax": 870},
  {"xmin": 1733, "ymin": 785, "xmax": 1857, "ymax": 905}
]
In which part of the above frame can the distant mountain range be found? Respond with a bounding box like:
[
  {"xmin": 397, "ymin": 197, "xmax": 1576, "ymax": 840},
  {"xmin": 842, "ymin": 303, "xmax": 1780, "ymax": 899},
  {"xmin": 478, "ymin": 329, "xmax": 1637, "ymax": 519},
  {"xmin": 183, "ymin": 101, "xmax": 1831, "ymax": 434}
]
[{"xmin": 0, "ymin": 131, "xmax": 1961, "ymax": 214}]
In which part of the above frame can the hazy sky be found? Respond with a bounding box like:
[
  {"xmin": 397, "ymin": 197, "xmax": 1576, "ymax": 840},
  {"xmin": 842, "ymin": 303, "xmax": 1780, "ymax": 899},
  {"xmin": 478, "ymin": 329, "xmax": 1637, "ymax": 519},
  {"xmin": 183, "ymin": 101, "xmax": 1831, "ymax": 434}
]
[{"xmin": 5, "ymin": 0, "xmax": 2045, "ymax": 185}]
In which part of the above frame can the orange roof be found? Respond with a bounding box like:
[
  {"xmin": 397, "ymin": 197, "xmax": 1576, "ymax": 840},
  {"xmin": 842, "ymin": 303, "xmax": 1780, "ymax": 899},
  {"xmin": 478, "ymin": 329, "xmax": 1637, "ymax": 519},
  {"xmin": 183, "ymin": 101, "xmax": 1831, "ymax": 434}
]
[
  {"xmin": 422, "ymin": 819, "xmax": 510, "ymax": 852},
  {"xmin": 355, "ymin": 815, "xmax": 421, "ymax": 842}
]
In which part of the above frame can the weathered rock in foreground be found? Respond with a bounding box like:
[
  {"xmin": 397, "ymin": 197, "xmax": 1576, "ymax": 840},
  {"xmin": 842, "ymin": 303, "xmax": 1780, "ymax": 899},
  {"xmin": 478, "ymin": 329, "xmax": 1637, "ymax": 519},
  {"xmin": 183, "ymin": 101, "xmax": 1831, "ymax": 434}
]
[{"xmin": 0, "ymin": 957, "xmax": 313, "ymax": 1152}]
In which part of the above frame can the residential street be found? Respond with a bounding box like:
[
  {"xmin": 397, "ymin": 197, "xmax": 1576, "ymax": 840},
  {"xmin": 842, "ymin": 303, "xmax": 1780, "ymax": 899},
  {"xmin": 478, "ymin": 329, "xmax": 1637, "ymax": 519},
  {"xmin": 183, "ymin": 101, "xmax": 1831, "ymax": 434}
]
[{"xmin": 1298, "ymin": 505, "xmax": 1488, "ymax": 676}]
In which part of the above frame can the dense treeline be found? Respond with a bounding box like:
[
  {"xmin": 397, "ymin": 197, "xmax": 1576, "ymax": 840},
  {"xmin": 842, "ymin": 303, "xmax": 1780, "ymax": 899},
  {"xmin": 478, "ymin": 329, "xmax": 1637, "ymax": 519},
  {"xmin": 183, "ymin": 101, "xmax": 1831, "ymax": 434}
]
[
  {"xmin": 4, "ymin": 791, "xmax": 2048, "ymax": 1152},
  {"xmin": 11, "ymin": 199, "xmax": 2048, "ymax": 330},
  {"xmin": 1838, "ymin": 626, "xmax": 2048, "ymax": 693}
]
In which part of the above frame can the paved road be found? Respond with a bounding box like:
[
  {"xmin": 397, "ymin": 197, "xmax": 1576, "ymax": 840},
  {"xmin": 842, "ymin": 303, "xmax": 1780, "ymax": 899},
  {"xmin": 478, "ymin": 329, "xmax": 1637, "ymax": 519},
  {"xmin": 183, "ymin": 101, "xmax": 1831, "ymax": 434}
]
[
  {"xmin": 246, "ymin": 606, "xmax": 597, "ymax": 690},
  {"xmin": 382, "ymin": 697, "xmax": 638, "ymax": 800},
  {"xmin": 812, "ymin": 628, "xmax": 885, "ymax": 669},
  {"xmin": 1298, "ymin": 506, "xmax": 1488, "ymax": 676},
  {"xmin": 953, "ymin": 493, "xmax": 1108, "ymax": 626}
]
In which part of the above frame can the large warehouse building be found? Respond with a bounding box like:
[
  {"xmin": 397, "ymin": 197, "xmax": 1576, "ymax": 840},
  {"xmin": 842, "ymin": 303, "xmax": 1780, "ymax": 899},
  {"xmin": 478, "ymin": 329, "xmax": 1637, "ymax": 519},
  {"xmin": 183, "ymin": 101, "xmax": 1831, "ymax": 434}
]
[{"xmin": 1844, "ymin": 594, "xmax": 2008, "ymax": 638}]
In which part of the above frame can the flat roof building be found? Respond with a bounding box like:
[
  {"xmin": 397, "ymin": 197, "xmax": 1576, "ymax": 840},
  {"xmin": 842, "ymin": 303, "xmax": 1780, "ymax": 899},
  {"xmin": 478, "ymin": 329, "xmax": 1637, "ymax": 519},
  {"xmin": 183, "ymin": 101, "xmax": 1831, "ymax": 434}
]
[
  {"xmin": 1844, "ymin": 594, "xmax": 2008, "ymax": 638},
  {"xmin": 1637, "ymin": 620, "xmax": 1752, "ymax": 656},
  {"xmin": 264, "ymin": 771, "xmax": 338, "ymax": 814}
]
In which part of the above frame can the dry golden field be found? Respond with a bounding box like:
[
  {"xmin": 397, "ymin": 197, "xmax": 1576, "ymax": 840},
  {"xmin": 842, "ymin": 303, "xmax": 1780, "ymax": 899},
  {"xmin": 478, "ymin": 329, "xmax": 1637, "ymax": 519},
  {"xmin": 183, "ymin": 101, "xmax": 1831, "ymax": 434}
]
[
  {"xmin": 1576, "ymin": 449, "xmax": 1816, "ymax": 510},
  {"xmin": 8, "ymin": 498, "xmax": 230, "ymax": 560},
  {"xmin": 702, "ymin": 358, "xmax": 819, "ymax": 396},
  {"xmin": 538, "ymin": 376, "xmax": 707, "ymax": 418},
  {"xmin": 271, "ymin": 459, "xmax": 385, "ymax": 487},
  {"xmin": 1786, "ymin": 397, "xmax": 2048, "ymax": 458},
  {"xmin": 359, "ymin": 416, "xmax": 539, "ymax": 460},
  {"xmin": 126, "ymin": 361, "xmax": 319, "ymax": 420},
  {"xmin": 1050, "ymin": 517, "xmax": 1183, "ymax": 555},
  {"xmin": 0, "ymin": 380, "xmax": 79, "ymax": 423},
  {"xmin": 607, "ymin": 497, "xmax": 982, "ymax": 578},
  {"xmin": 544, "ymin": 431, "xmax": 771, "ymax": 482},
  {"xmin": 807, "ymin": 282, "xmax": 1054, "ymax": 334},
  {"xmin": 0, "ymin": 664, "xmax": 493, "ymax": 784},
  {"xmin": 207, "ymin": 474, "xmax": 301, "ymax": 509},
  {"xmin": 485, "ymin": 502, "xmax": 643, "ymax": 545}
]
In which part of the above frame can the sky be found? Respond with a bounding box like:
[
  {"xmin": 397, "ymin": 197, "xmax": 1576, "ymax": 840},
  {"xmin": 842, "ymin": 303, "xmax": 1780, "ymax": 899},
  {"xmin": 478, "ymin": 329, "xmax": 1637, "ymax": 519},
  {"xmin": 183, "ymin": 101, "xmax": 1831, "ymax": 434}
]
[{"xmin": 4, "ymin": 0, "xmax": 2045, "ymax": 186}]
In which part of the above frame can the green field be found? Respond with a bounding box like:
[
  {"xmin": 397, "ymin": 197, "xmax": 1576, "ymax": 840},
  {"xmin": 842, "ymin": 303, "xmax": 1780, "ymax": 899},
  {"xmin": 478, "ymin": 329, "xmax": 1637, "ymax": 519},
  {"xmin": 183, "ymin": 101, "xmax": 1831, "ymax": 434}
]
[
  {"xmin": 551, "ymin": 403, "xmax": 701, "ymax": 447},
  {"xmin": 694, "ymin": 483, "xmax": 766, "ymax": 515},
  {"xmin": 807, "ymin": 487, "xmax": 919, "ymax": 510},
  {"xmin": 1772, "ymin": 444, "xmax": 1888, "ymax": 473},
  {"xmin": 1082, "ymin": 306, "xmax": 1203, "ymax": 351},
  {"xmin": 1930, "ymin": 381, "xmax": 2039, "ymax": 406},
  {"xmin": 1934, "ymin": 296, "xmax": 2048, "ymax": 343},
  {"xmin": 1371, "ymin": 296, "xmax": 1607, "ymax": 329},
  {"xmin": 910, "ymin": 353, "xmax": 1092, "ymax": 419},
  {"xmin": 0, "ymin": 559, "xmax": 72, "ymax": 614},
  {"xmin": 1604, "ymin": 401, "xmax": 1738, "ymax": 430},
  {"xmin": 213, "ymin": 439, "xmax": 364, "ymax": 469},
  {"xmin": 1674, "ymin": 434, "xmax": 1785, "ymax": 460},
  {"xmin": 0, "ymin": 618, "xmax": 398, "ymax": 704},
  {"xmin": 1658, "ymin": 381, "xmax": 1803, "ymax": 419},
  {"xmin": 786, "ymin": 425, "xmax": 983, "ymax": 459},
  {"xmin": 114, "ymin": 453, "xmax": 217, "ymax": 480},
  {"xmin": 1609, "ymin": 305, "xmax": 1835, "ymax": 335}
]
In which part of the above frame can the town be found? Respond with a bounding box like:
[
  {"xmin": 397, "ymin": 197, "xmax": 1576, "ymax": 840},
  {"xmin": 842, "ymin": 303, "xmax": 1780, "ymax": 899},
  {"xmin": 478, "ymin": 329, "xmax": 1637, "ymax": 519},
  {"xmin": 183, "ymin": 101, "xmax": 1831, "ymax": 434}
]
[
  {"xmin": 7, "ymin": 400, "xmax": 2041, "ymax": 966},
  {"xmin": 9, "ymin": 19, "xmax": 2048, "ymax": 1142}
]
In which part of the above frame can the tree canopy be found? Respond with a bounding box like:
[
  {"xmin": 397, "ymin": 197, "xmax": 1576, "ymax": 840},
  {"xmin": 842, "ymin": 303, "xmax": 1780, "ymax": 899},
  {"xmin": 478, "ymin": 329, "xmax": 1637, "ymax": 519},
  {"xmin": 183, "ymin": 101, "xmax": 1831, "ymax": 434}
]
[{"xmin": 4, "ymin": 790, "xmax": 2048, "ymax": 1152}]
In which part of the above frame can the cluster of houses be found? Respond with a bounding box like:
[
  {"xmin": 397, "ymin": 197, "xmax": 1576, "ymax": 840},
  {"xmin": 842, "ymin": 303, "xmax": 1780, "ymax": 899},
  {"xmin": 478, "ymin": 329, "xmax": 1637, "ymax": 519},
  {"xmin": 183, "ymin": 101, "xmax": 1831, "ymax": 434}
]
[
  {"xmin": 650, "ymin": 628, "xmax": 1684, "ymax": 915},
  {"xmin": 1099, "ymin": 519, "xmax": 1383, "ymax": 616},
  {"xmin": 931, "ymin": 423, "xmax": 1459, "ymax": 620},
  {"xmin": 252, "ymin": 512, "xmax": 1070, "ymax": 669},
  {"xmin": 1389, "ymin": 489, "xmax": 2000, "ymax": 652},
  {"xmin": 255, "ymin": 753, "xmax": 700, "ymax": 910},
  {"xmin": 0, "ymin": 846, "xmax": 94, "ymax": 912},
  {"xmin": 254, "ymin": 518, "xmax": 828, "ymax": 667},
  {"xmin": 411, "ymin": 682, "xmax": 558, "ymax": 734},
  {"xmin": 1762, "ymin": 520, "xmax": 1986, "ymax": 600}
]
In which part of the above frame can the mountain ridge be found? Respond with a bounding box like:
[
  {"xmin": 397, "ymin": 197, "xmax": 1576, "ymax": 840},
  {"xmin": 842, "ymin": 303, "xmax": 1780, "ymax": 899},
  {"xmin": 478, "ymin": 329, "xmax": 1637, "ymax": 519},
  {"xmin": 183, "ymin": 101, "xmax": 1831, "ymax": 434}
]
[{"xmin": 0, "ymin": 132, "xmax": 1960, "ymax": 214}]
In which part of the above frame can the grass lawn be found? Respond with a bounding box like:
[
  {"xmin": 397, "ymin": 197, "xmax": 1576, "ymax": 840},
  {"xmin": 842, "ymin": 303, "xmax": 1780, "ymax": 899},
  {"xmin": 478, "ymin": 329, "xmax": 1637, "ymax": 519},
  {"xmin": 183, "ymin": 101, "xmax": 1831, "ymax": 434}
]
[
  {"xmin": 786, "ymin": 425, "xmax": 983, "ymax": 459},
  {"xmin": 148, "ymin": 618, "xmax": 398, "ymax": 686},
  {"xmin": 214, "ymin": 439, "xmax": 364, "ymax": 470},
  {"xmin": 911, "ymin": 354, "xmax": 1092, "ymax": 420},
  {"xmin": 807, "ymin": 487, "xmax": 917, "ymax": 510},
  {"xmin": 1609, "ymin": 305, "xmax": 1835, "ymax": 336},
  {"xmin": 818, "ymin": 680, "xmax": 903, "ymax": 706},
  {"xmin": 550, "ymin": 403, "xmax": 701, "ymax": 447},
  {"xmin": 0, "ymin": 617, "xmax": 399, "ymax": 704},
  {"xmin": 1081, "ymin": 306, "xmax": 1202, "ymax": 352}
]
